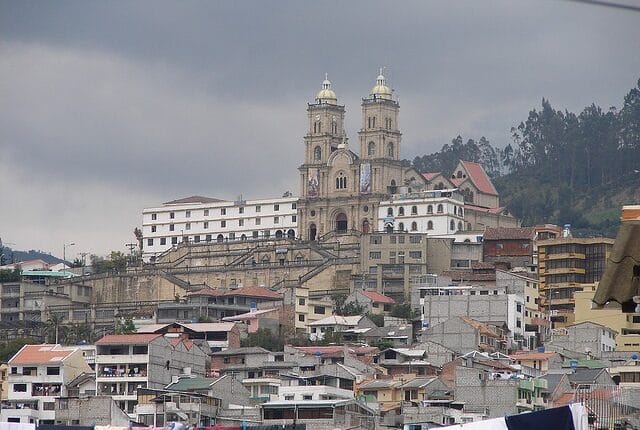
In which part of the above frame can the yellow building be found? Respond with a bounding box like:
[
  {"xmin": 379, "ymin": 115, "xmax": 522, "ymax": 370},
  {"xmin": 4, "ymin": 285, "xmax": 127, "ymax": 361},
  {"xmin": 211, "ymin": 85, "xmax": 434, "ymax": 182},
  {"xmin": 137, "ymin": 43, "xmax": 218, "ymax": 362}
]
[
  {"xmin": 574, "ymin": 284, "xmax": 640, "ymax": 351},
  {"xmin": 538, "ymin": 237, "xmax": 614, "ymax": 328}
]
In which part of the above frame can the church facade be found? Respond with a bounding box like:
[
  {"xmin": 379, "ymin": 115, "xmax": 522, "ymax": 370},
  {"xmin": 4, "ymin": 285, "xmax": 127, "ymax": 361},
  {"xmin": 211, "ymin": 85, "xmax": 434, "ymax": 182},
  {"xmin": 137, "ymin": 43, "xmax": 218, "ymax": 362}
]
[{"xmin": 297, "ymin": 72, "xmax": 428, "ymax": 241}]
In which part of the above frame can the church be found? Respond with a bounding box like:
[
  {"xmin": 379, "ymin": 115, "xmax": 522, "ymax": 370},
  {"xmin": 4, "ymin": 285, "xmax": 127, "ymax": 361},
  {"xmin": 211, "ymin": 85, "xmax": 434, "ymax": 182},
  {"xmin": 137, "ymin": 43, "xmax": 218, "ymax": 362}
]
[{"xmin": 297, "ymin": 71, "xmax": 515, "ymax": 242}]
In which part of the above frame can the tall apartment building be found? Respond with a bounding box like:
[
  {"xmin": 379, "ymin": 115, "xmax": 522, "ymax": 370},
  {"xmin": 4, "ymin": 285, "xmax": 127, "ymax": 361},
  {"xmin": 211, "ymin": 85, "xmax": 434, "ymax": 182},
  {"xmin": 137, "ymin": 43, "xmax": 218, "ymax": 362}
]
[
  {"xmin": 95, "ymin": 333, "xmax": 207, "ymax": 418},
  {"xmin": 0, "ymin": 344, "xmax": 92, "ymax": 425},
  {"xmin": 538, "ymin": 237, "xmax": 614, "ymax": 328},
  {"xmin": 142, "ymin": 195, "xmax": 298, "ymax": 260}
]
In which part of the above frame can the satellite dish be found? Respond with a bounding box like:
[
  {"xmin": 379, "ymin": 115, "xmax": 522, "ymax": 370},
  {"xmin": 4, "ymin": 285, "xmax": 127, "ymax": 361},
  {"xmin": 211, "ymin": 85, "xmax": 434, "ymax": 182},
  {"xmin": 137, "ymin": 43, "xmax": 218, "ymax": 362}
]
[{"xmin": 631, "ymin": 353, "xmax": 638, "ymax": 361}]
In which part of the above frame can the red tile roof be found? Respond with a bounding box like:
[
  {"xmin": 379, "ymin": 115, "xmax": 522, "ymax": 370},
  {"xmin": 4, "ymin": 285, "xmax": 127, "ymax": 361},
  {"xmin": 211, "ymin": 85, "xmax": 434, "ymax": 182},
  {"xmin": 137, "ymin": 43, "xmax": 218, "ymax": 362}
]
[
  {"xmin": 95, "ymin": 334, "xmax": 162, "ymax": 345},
  {"xmin": 464, "ymin": 203, "xmax": 507, "ymax": 214},
  {"xmin": 484, "ymin": 227, "xmax": 535, "ymax": 241},
  {"xmin": 361, "ymin": 290, "xmax": 395, "ymax": 304},
  {"xmin": 510, "ymin": 351, "xmax": 557, "ymax": 361},
  {"xmin": 164, "ymin": 195, "xmax": 226, "ymax": 205},
  {"xmin": 9, "ymin": 344, "xmax": 76, "ymax": 365},
  {"xmin": 460, "ymin": 161, "xmax": 498, "ymax": 195},
  {"xmin": 421, "ymin": 172, "xmax": 440, "ymax": 181}
]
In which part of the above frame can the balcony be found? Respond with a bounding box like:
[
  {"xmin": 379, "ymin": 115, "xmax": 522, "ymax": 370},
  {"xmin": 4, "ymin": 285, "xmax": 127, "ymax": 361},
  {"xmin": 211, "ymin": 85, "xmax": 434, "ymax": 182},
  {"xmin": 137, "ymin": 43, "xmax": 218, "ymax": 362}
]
[
  {"xmin": 534, "ymin": 379, "xmax": 548, "ymax": 390},
  {"xmin": 95, "ymin": 354, "xmax": 149, "ymax": 364},
  {"xmin": 519, "ymin": 380, "xmax": 534, "ymax": 392}
]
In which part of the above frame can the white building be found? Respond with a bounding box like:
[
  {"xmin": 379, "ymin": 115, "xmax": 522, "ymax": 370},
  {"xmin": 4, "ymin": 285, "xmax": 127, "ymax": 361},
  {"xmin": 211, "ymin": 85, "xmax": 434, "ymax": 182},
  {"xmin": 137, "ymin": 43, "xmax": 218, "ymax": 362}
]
[
  {"xmin": 142, "ymin": 195, "xmax": 299, "ymax": 260},
  {"xmin": 0, "ymin": 344, "xmax": 92, "ymax": 425},
  {"xmin": 378, "ymin": 189, "xmax": 466, "ymax": 235}
]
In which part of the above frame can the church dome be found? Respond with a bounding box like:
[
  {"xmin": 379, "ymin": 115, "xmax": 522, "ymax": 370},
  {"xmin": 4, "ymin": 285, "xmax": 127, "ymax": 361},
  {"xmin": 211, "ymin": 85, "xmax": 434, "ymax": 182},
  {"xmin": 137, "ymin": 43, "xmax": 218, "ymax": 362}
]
[
  {"xmin": 316, "ymin": 75, "xmax": 337, "ymax": 104},
  {"xmin": 370, "ymin": 70, "xmax": 392, "ymax": 100}
]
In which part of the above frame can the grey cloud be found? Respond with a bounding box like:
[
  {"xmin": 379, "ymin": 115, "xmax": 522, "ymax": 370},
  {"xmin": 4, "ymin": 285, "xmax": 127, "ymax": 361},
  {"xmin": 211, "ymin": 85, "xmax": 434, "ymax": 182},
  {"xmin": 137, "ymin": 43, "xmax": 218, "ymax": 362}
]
[{"xmin": 1, "ymin": 0, "xmax": 639, "ymax": 254}]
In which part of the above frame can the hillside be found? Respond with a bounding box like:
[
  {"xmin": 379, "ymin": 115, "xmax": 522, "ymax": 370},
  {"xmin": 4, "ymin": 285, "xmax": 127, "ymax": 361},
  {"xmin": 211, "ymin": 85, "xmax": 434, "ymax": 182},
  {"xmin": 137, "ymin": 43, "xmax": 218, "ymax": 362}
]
[{"xmin": 413, "ymin": 78, "xmax": 640, "ymax": 236}]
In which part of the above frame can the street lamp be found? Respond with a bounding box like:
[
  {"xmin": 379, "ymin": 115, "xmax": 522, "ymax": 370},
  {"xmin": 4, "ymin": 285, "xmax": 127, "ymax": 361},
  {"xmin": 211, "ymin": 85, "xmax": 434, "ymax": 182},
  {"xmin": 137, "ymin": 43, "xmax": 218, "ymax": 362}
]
[{"xmin": 63, "ymin": 242, "xmax": 75, "ymax": 276}]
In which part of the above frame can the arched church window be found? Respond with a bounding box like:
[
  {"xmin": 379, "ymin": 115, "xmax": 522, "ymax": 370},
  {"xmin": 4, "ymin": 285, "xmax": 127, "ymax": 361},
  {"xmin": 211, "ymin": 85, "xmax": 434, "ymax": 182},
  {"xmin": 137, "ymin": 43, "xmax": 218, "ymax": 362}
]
[
  {"xmin": 453, "ymin": 207, "xmax": 457, "ymax": 215},
  {"xmin": 427, "ymin": 205, "xmax": 433, "ymax": 214},
  {"xmin": 314, "ymin": 146, "xmax": 322, "ymax": 161},
  {"xmin": 389, "ymin": 179, "xmax": 397, "ymax": 194},
  {"xmin": 372, "ymin": 117, "xmax": 376, "ymax": 128},
  {"xmin": 450, "ymin": 220, "xmax": 455, "ymax": 231},
  {"xmin": 216, "ymin": 234, "xmax": 224, "ymax": 243},
  {"xmin": 411, "ymin": 222, "xmax": 418, "ymax": 231},
  {"xmin": 387, "ymin": 207, "xmax": 394, "ymax": 216},
  {"xmin": 387, "ymin": 142, "xmax": 394, "ymax": 157},
  {"xmin": 362, "ymin": 219, "xmax": 370, "ymax": 234},
  {"xmin": 398, "ymin": 222, "xmax": 405, "ymax": 231},
  {"xmin": 398, "ymin": 207, "xmax": 405, "ymax": 216},
  {"xmin": 459, "ymin": 208, "xmax": 464, "ymax": 217},
  {"xmin": 336, "ymin": 172, "xmax": 347, "ymax": 190},
  {"xmin": 368, "ymin": 141, "xmax": 375, "ymax": 156},
  {"xmin": 411, "ymin": 205, "xmax": 418, "ymax": 215},
  {"xmin": 317, "ymin": 122, "xmax": 321, "ymax": 133},
  {"xmin": 427, "ymin": 221, "xmax": 433, "ymax": 230},
  {"xmin": 437, "ymin": 204, "xmax": 443, "ymax": 214},
  {"xmin": 457, "ymin": 170, "xmax": 463, "ymax": 178},
  {"xmin": 458, "ymin": 221, "xmax": 463, "ymax": 231},
  {"xmin": 335, "ymin": 213, "xmax": 348, "ymax": 232}
]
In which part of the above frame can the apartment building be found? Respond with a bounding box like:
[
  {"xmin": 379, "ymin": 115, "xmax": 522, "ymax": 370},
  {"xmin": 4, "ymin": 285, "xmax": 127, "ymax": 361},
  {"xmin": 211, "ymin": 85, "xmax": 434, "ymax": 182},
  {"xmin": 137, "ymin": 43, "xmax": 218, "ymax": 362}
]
[
  {"xmin": 0, "ymin": 344, "xmax": 92, "ymax": 425},
  {"xmin": 377, "ymin": 189, "xmax": 466, "ymax": 234},
  {"xmin": 142, "ymin": 195, "xmax": 298, "ymax": 260},
  {"xmin": 538, "ymin": 237, "xmax": 614, "ymax": 328},
  {"xmin": 95, "ymin": 333, "xmax": 207, "ymax": 418}
]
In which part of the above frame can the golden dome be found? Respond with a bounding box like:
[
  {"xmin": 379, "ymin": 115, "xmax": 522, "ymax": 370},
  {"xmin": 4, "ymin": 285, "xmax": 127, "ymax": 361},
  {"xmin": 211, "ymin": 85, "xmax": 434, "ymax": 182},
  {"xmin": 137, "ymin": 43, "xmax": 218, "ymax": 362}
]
[
  {"xmin": 370, "ymin": 70, "xmax": 392, "ymax": 100},
  {"xmin": 316, "ymin": 75, "xmax": 337, "ymax": 104}
]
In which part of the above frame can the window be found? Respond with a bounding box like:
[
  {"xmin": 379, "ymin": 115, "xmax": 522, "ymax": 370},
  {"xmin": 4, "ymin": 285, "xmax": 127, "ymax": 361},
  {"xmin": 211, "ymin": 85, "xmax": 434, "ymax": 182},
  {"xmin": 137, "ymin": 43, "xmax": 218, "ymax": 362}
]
[
  {"xmin": 314, "ymin": 306, "xmax": 326, "ymax": 314},
  {"xmin": 314, "ymin": 146, "xmax": 322, "ymax": 160},
  {"xmin": 411, "ymin": 205, "xmax": 418, "ymax": 215},
  {"xmin": 299, "ymin": 298, "xmax": 306, "ymax": 305},
  {"xmin": 427, "ymin": 205, "xmax": 433, "ymax": 214},
  {"xmin": 204, "ymin": 209, "xmax": 209, "ymax": 216},
  {"xmin": 170, "ymin": 212, "xmax": 175, "ymax": 219},
  {"xmin": 229, "ymin": 232, "xmax": 235, "ymax": 240},
  {"xmin": 169, "ymin": 224, "xmax": 175, "ymax": 231},
  {"xmin": 221, "ymin": 220, "xmax": 226, "ymax": 228},
  {"xmin": 151, "ymin": 225, "xmax": 156, "ymax": 233},
  {"xmin": 43, "ymin": 402, "xmax": 55, "ymax": 410},
  {"xmin": 13, "ymin": 384, "xmax": 27, "ymax": 392},
  {"xmin": 303, "ymin": 395, "xmax": 313, "ymax": 400},
  {"xmin": 147, "ymin": 238, "xmax": 154, "ymax": 246},
  {"xmin": 185, "ymin": 210, "xmax": 191, "ymax": 218},
  {"xmin": 398, "ymin": 222, "xmax": 404, "ymax": 231},
  {"xmin": 411, "ymin": 222, "xmax": 418, "ymax": 231},
  {"xmin": 292, "ymin": 203, "xmax": 297, "ymax": 209},
  {"xmin": 398, "ymin": 235, "xmax": 405, "ymax": 243},
  {"xmin": 450, "ymin": 220, "xmax": 455, "ymax": 231},
  {"xmin": 256, "ymin": 205, "xmax": 261, "ymax": 212},
  {"xmin": 151, "ymin": 213, "xmax": 157, "ymax": 220},
  {"xmin": 292, "ymin": 215, "xmax": 297, "ymax": 222},
  {"xmin": 387, "ymin": 142, "xmax": 394, "ymax": 157},
  {"xmin": 368, "ymin": 141, "xmax": 375, "ymax": 156},
  {"xmin": 336, "ymin": 172, "xmax": 347, "ymax": 189},
  {"xmin": 399, "ymin": 207, "xmax": 405, "ymax": 216},
  {"xmin": 206, "ymin": 234, "xmax": 212, "ymax": 242},
  {"xmin": 410, "ymin": 251, "xmax": 422, "ymax": 259},
  {"xmin": 160, "ymin": 238, "xmax": 167, "ymax": 245},
  {"xmin": 239, "ymin": 206, "xmax": 244, "ymax": 214},
  {"xmin": 186, "ymin": 222, "xmax": 191, "ymax": 230},
  {"xmin": 410, "ymin": 235, "xmax": 421, "ymax": 243},
  {"xmin": 298, "ymin": 314, "xmax": 305, "ymax": 322},
  {"xmin": 239, "ymin": 219, "xmax": 244, "ymax": 226},
  {"xmin": 369, "ymin": 251, "xmax": 381, "ymax": 259},
  {"xmin": 437, "ymin": 204, "xmax": 443, "ymax": 213},
  {"xmin": 274, "ymin": 204, "xmax": 280, "ymax": 211},
  {"xmin": 204, "ymin": 221, "xmax": 209, "ymax": 229},
  {"xmin": 252, "ymin": 231, "xmax": 259, "ymax": 239},
  {"xmin": 387, "ymin": 208, "xmax": 394, "ymax": 216},
  {"xmin": 194, "ymin": 235, "xmax": 200, "ymax": 243},
  {"xmin": 517, "ymin": 304, "xmax": 522, "ymax": 313},
  {"xmin": 172, "ymin": 237, "xmax": 178, "ymax": 245},
  {"xmin": 274, "ymin": 217, "xmax": 279, "ymax": 224}
]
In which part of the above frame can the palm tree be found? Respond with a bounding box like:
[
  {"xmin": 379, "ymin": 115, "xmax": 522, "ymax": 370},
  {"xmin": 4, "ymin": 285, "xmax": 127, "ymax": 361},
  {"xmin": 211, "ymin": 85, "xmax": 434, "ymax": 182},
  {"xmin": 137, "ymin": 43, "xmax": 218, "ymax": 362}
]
[{"xmin": 44, "ymin": 313, "xmax": 64, "ymax": 344}]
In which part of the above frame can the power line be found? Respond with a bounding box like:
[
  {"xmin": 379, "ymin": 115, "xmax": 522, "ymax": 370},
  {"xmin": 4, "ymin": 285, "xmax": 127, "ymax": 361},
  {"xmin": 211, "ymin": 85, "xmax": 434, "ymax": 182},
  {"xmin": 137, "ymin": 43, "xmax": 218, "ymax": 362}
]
[{"xmin": 562, "ymin": 0, "xmax": 640, "ymax": 13}]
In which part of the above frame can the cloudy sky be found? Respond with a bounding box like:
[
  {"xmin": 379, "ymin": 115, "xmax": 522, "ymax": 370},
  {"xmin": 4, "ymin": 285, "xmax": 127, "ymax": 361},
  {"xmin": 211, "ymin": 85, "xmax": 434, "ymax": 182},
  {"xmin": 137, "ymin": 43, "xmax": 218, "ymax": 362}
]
[{"xmin": 1, "ymin": 0, "xmax": 639, "ymax": 258}]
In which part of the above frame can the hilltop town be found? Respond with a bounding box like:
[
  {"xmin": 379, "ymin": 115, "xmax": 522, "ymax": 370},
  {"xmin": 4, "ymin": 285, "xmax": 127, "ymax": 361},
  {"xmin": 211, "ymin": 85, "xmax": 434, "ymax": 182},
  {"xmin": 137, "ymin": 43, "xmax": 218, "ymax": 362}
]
[{"xmin": 1, "ymin": 74, "xmax": 639, "ymax": 430}]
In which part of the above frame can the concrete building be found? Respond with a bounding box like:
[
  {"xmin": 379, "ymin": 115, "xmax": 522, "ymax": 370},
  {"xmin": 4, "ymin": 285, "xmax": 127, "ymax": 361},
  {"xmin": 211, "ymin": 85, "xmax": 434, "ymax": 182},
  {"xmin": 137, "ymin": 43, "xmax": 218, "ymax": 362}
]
[
  {"xmin": 419, "ymin": 284, "xmax": 526, "ymax": 349},
  {"xmin": 547, "ymin": 321, "xmax": 617, "ymax": 358},
  {"xmin": 261, "ymin": 398, "xmax": 376, "ymax": 430},
  {"xmin": 483, "ymin": 227, "xmax": 536, "ymax": 269},
  {"xmin": 424, "ymin": 317, "xmax": 509, "ymax": 355},
  {"xmin": 308, "ymin": 315, "xmax": 377, "ymax": 341},
  {"xmin": 538, "ymin": 236, "xmax": 614, "ymax": 328},
  {"xmin": 345, "ymin": 290, "xmax": 395, "ymax": 315},
  {"xmin": 54, "ymin": 396, "xmax": 131, "ymax": 427},
  {"xmin": 575, "ymin": 284, "xmax": 640, "ymax": 351},
  {"xmin": 95, "ymin": 333, "xmax": 208, "ymax": 417},
  {"xmin": 0, "ymin": 344, "xmax": 92, "ymax": 425},
  {"xmin": 137, "ymin": 321, "xmax": 241, "ymax": 352},
  {"xmin": 142, "ymin": 195, "xmax": 299, "ymax": 260}
]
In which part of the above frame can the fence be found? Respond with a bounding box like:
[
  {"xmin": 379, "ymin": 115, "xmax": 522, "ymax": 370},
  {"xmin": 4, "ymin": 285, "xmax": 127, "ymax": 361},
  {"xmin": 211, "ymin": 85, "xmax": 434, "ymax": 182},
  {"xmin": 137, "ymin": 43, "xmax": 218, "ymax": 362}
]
[{"xmin": 574, "ymin": 384, "xmax": 640, "ymax": 429}]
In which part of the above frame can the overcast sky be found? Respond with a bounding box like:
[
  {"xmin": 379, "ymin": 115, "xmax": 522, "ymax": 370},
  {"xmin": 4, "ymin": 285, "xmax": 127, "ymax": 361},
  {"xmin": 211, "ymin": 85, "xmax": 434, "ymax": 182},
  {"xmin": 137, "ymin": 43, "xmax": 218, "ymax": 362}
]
[{"xmin": 1, "ymin": 0, "xmax": 639, "ymax": 258}]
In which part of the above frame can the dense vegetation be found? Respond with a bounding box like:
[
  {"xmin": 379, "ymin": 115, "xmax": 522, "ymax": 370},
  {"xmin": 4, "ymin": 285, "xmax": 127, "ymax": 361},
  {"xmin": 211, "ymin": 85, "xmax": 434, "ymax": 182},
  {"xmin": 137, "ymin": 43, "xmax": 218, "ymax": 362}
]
[{"xmin": 413, "ymin": 78, "xmax": 640, "ymax": 237}]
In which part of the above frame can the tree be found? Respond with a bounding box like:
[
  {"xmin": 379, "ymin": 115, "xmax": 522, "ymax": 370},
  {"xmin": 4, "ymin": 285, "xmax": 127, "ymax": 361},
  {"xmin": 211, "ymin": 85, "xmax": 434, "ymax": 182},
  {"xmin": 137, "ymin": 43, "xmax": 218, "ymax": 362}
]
[
  {"xmin": 0, "ymin": 338, "xmax": 37, "ymax": 362},
  {"xmin": 114, "ymin": 317, "xmax": 136, "ymax": 334},
  {"xmin": 70, "ymin": 257, "xmax": 85, "ymax": 268},
  {"xmin": 366, "ymin": 312, "xmax": 385, "ymax": 327},
  {"xmin": 0, "ymin": 268, "xmax": 20, "ymax": 282},
  {"xmin": 44, "ymin": 313, "xmax": 65, "ymax": 344},
  {"xmin": 240, "ymin": 328, "xmax": 283, "ymax": 351},
  {"xmin": 134, "ymin": 228, "xmax": 143, "ymax": 252},
  {"xmin": 331, "ymin": 293, "xmax": 367, "ymax": 316}
]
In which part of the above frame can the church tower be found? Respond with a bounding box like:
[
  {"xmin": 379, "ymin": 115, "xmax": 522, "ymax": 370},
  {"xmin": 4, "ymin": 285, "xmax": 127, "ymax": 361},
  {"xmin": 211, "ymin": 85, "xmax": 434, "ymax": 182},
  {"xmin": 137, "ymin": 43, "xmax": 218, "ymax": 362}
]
[
  {"xmin": 359, "ymin": 70, "xmax": 401, "ymax": 161},
  {"xmin": 303, "ymin": 76, "xmax": 346, "ymax": 165}
]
